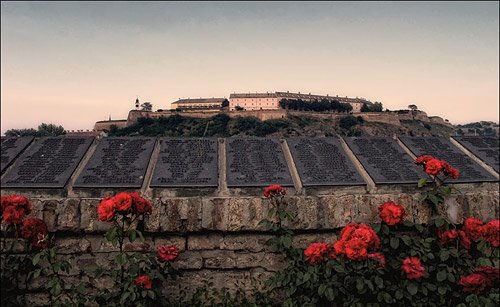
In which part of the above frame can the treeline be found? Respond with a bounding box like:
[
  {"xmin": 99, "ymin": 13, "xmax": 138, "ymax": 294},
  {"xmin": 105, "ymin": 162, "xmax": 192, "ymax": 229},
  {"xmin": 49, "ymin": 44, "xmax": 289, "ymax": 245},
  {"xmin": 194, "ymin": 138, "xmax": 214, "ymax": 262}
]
[
  {"xmin": 279, "ymin": 99, "xmax": 352, "ymax": 113},
  {"xmin": 108, "ymin": 114, "xmax": 291, "ymax": 137},
  {"xmin": 5, "ymin": 123, "xmax": 66, "ymax": 137},
  {"xmin": 361, "ymin": 102, "xmax": 383, "ymax": 112}
]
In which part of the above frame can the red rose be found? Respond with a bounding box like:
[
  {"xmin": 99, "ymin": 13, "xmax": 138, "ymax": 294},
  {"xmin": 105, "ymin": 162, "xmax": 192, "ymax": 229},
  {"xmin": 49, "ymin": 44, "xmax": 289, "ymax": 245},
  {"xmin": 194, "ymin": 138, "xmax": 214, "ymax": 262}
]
[
  {"xmin": 129, "ymin": 192, "xmax": 152, "ymax": 215},
  {"xmin": 134, "ymin": 275, "xmax": 152, "ymax": 289},
  {"xmin": 352, "ymin": 224, "xmax": 381, "ymax": 250},
  {"xmin": 9, "ymin": 195, "xmax": 31, "ymax": 212},
  {"xmin": 333, "ymin": 240, "xmax": 346, "ymax": 257},
  {"xmin": 378, "ymin": 201, "xmax": 406, "ymax": 225},
  {"xmin": 340, "ymin": 223, "xmax": 358, "ymax": 241},
  {"xmin": 482, "ymin": 220, "xmax": 499, "ymax": 247},
  {"xmin": 97, "ymin": 196, "xmax": 116, "ymax": 222},
  {"xmin": 22, "ymin": 218, "xmax": 48, "ymax": 249},
  {"xmin": 438, "ymin": 228, "xmax": 459, "ymax": 246},
  {"xmin": 424, "ymin": 158, "xmax": 443, "ymax": 176},
  {"xmin": 463, "ymin": 218, "xmax": 484, "ymax": 241},
  {"xmin": 415, "ymin": 155, "xmax": 434, "ymax": 165},
  {"xmin": 344, "ymin": 238, "xmax": 368, "ymax": 261},
  {"xmin": 304, "ymin": 242, "xmax": 332, "ymax": 264},
  {"xmin": 442, "ymin": 162, "xmax": 459, "ymax": 179},
  {"xmin": 2, "ymin": 205, "xmax": 26, "ymax": 225},
  {"xmin": 113, "ymin": 192, "xmax": 133, "ymax": 213},
  {"xmin": 401, "ymin": 257, "xmax": 425, "ymax": 280},
  {"xmin": 458, "ymin": 230, "xmax": 471, "ymax": 250},
  {"xmin": 0, "ymin": 196, "xmax": 10, "ymax": 213},
  {"xmin": 458, "ymin": 273, "xmax": 489, "ymax": 293},
  {"xmin": 475, "ymin": 266, "xmax": 500, "ymax": 284},
  {"xmin": 263, "ymin": 184, "xmax": 286, "ymax": 198},
  {"xmin": 157, "ymin": 245, "xmax": 180, "ymax": 262},
  {"xmin": 368, "ymin": 252, "xmax": 385, "ymax": 268}
]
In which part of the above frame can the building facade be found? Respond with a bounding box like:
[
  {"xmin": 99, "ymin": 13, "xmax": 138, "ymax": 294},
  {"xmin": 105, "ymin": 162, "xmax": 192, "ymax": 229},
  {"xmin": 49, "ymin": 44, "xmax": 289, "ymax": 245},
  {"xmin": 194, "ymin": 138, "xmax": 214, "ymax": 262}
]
[
  {"xmin": 229, "ymin": 91, "xmax": 369, "ymax": 112},
  {"xmin": 171, "ymin": 98, "xmax": 227, "ymax": 110}
]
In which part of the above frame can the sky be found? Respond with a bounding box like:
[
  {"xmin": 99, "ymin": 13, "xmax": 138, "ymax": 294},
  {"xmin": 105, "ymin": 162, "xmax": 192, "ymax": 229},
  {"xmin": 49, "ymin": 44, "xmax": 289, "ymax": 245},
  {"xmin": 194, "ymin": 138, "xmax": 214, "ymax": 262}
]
[{"xmin": 1, "ymin": 1, "xmax": 499, "ymax": 134}]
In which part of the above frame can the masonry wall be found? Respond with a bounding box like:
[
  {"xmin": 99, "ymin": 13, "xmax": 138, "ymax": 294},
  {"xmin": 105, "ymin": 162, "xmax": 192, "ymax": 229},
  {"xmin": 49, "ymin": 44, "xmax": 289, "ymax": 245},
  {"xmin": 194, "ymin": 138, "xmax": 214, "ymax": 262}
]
[{"xmin": 2, "ymin": 182, "xmax": 499, "ymax": 305}]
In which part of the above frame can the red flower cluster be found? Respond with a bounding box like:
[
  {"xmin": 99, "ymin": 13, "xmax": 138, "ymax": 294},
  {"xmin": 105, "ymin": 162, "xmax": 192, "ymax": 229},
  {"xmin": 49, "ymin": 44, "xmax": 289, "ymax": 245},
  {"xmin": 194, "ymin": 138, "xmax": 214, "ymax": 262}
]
[
  {"xmin": 1, "ymin": 195, "xmax": 32, "ymax": 225},
  {"xmin": 462, "ymin": 218, "xmax": 500, "ymax": 247},
  {"xmin": 415, "ymin": 155, "xmax": 459, "ymax": 179},
  {"xmin": 22, "ymin": 218, "xmax": 48, "ymax": 250},
  {"xmin": 134, "ymin": 275, "xmax": 152, "ymax": 289},
  {"xmin": 333, "ymin": 223, "xmax": 381, "ymax": 262},
  {"xmin": 157, "ymin": 245, "xmax": 180, "ymax": 262},
  {"xmin": 263, "ymin": 184, "xmax": 286, "ymax": 198},
  {"xmin": 438, "ymin": 228, "xmax": 471, "ymax": 249},
  {"xmin": 304, "ymin": 242, "xmax": 333, "ymax": 265},
  {"xmin": 401, "ymin": 257, "xmax": 425, "ymax": 280},
  {"xmin": 378, "ymin": 201, "xmax": 406, "ymax": 226},
  {"xmin": 97, "ymin": 192, "xmax": 152, "ymax": 222},
  {"xmin": 458, "ymin": 266, "xmax": 500, "ymax": 293}
]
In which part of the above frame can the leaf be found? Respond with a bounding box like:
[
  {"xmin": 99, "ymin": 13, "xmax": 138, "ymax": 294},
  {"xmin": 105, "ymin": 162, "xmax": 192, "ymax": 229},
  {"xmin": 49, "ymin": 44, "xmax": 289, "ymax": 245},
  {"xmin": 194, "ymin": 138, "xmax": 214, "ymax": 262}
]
[
  {"xmin": 374, "ymin": 276, "xmax": 383, "ymax": 289},
  {"xmin": 407, "ymin": 283, "xmax": 418, "ymax": 295},
  {"xmin": 440, "ymin": 250, "xmax": 450, "ymax": 262},
  {"xmin": 390, "ymin": 237, "xmax": 399, "ymax": 249},
  {"xmin": 438, "ymin": 286, "xmax": 447, "ymax": 295},
  {"xmin": 435, "ymin": 218, "xmax": 445, "ymax": 227},
  {"xmin": 437, "ymin": 270, "xmax": 447, "ymax": 282},
  {"xmin": 147, "ymin": 290, "xmax": 155, "ymax": 299},
  {"xmin": 356, "ymin": 278, "xmax": 364, "ymax": 291},
  {"xmin": 418, "ymin": 178, "xmax": 427, "ymax": 188},
  {"xmin": 428, "ymin": 194, "xmax": 441, "ymax": 206},
  {"xmin": 372, "ymin": 223, "xmax": 381, "ymax": 233},
  {"xmin": 318, "ymin": 284, "xmax": 327, "ymax": 296},
  {"xmin": 128, "ymin": 230, "xmax": 137, "ymax": 243},
  {"xmin": 105, "ymin": 227, "xmax": 118, "ymax": 242},
  {"xmin": 32, "ymin": 253, "xmax": 42, "ymax": 266},
  {"xmin": 136, "ymin": 230, "xmax": 145, "ymax": 242},
  {"xmin": 333, "ymin": 265, "xmax": 345, "ymax": 273}
]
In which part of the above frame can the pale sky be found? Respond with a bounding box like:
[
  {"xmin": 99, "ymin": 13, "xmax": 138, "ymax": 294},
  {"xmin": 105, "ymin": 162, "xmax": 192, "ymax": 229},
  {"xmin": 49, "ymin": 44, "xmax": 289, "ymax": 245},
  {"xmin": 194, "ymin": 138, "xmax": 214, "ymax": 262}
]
[{"xmin": 1, "ymin": 1, "xmax": 499, "ymax": 134}]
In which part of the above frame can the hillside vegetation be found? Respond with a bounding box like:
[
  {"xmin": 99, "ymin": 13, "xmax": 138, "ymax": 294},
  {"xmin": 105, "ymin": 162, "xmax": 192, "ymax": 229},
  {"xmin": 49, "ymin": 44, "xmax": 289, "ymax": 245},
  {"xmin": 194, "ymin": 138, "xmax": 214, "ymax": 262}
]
[{"xmin": 108, "ymin": 114, "xmax": 457, "ymax": 138}]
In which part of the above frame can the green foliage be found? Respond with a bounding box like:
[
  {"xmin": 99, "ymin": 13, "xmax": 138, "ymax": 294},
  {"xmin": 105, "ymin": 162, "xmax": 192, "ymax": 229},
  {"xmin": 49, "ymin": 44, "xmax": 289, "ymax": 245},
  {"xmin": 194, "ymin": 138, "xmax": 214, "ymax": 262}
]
[
  {"xmin": 279, "ymin": 98, "xmax": 352, "ymax": 113},
  {"xmin": 361, "ymin": 102, "xmax": 384, "ymax": 112},
  {"xmin": 5, "ymin": 123, "xmax": 66, "ymax": 137},
  {"xmin": 339, "ymin": 115, "xmax": 359, "ymax": 130}
]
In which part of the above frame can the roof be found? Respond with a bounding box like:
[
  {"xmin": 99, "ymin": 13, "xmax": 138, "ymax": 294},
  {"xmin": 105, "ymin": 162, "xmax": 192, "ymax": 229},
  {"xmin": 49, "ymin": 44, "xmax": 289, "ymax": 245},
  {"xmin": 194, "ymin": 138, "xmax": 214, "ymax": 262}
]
[
  {"xmin": 172, "ymin": 98, "xmax": 226, "ymax": 104},
  {"xmin": 230, "ymin": 91, "xmax": 371, "ymax": 103},
  {"xmin": 229, "ymin": 93, "xmax": 277, "ymax": 99}
]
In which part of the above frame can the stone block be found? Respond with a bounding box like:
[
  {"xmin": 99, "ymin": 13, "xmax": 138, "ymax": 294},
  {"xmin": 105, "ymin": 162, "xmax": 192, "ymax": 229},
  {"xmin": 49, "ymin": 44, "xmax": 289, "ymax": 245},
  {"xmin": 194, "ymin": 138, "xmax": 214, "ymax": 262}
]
[
  {"xmin": 160, "ymin": 198, "xmax": 202, "ymax": 232},
  {"xmin": 173, "ymin": 251, "xmax": 203, "ymax": 270},
  {"xmin": 56, "ymin": 237, "xmax": 91, "ymax": 254},
  {"xmin": 201, "ymin": 250, "xmax": 235, "ymax": 269},
  {"xmin": 187, "ymin": 234, "xmax": 223, "ymax": 250},
  {"xmin": 319, "ymin": 195, "xmax": 355, "ymax": 229},
  {"xmin": 56, "ymin": 198, "xmax": 80, "ymax": 231},
  {"xmin": 154, "ymin": 236, "xmax": 186, "ymax": 252},
  {"xmin": 144, "ymin": 199, "xmax": 161, "ymax": 232},
  {"xmin": 80, "ymin": 199, "xmax": 111, "ymax": 232},
  {"xmin": 220, "ymin": 234, "xmax": 273, "ymax": 252}
]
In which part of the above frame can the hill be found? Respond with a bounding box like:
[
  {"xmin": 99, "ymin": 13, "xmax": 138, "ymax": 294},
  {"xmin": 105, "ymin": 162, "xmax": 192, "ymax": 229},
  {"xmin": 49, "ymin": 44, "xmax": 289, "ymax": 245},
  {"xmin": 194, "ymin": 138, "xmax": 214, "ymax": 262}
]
[{"xmin": 107, "ymin": 113, "xmax": 457, "ymax": 138}]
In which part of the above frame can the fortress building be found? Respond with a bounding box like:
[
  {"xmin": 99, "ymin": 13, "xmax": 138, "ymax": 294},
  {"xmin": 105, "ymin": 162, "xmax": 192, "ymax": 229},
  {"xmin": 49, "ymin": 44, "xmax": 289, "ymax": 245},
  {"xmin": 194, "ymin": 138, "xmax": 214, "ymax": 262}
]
[
  {"xmin": 171, "ymin": 98, "xmax": 227, "ymax": 110},
  {"xmin": 229, "ymin": 91, "xmax": 369, "ymax": 112}
]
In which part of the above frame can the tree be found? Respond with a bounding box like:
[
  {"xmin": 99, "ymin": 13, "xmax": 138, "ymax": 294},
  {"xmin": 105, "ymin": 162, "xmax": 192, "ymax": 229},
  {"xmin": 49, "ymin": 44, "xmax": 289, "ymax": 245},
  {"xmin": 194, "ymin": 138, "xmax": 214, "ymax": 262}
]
[
  {"xmin": 5, "ymin": 123, "xmax": 65, "ymax": 137},
  {"xmin": 408, "ymin": 104, "xmax": 418, "ymax": 120},
  {"xmin": 140, "ymin": 102, "xmax": 153, "ymax": 111},
  {"xmin": 234, "ymin": 106, "xmax": 245, "ymax": 111},
  {"xmin": 221, "ymin": 99, "xmax": 229, "ymax": 108}
]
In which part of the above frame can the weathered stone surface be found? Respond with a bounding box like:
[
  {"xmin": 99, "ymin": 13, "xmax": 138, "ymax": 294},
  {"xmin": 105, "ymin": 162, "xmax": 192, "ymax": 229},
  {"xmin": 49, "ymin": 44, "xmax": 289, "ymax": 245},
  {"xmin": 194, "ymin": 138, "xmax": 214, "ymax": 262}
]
[
  {"xmin": 220, "ymin": 234, "xmax": 273, "ymax": 252},
  {"xmin": 202, "ymin": 197, "xmax": 266, "ymax": 231},
  {"xmin": 293, "ymin": 233, "xmax": 339, "ymax": 249},
  {"xmin": 319, "ymin": 195, "xmax": 355, "ymax": 229},
  {"xmin": 56, "ymin": 237, "xmax": 92, "ymax": 254},
  {"xmin": 56, "ymin": 198, "xmax": 80, "ymax": 231},
  {"xmin": 187, "ymin": 234, "xmax": 223, "ymax": 250},
  {"xmin": 173, "ymin": 251, "xmax": 203, "ymax": 270},
  {"xmin": 80, "ymin": 199, "xmax": 111, "ymax": 232},
  {"xmin": 160, "ymin": 198, "xmax": 202, "ymax": 232},
  {"xmin": 144, "ymin": 199, "xmax": 161, "ymax": 232},
  {"xmin": 202, "ymin": 250, "xmax": 236, "ymax": 269}
]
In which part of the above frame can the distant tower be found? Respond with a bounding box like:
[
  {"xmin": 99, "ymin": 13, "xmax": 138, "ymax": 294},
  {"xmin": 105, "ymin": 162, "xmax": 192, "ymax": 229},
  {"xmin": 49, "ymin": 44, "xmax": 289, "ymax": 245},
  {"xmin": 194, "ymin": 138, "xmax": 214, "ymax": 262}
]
[{"xmin": 135, "ymin": 97, "xmax": 140, "ymax": 109}]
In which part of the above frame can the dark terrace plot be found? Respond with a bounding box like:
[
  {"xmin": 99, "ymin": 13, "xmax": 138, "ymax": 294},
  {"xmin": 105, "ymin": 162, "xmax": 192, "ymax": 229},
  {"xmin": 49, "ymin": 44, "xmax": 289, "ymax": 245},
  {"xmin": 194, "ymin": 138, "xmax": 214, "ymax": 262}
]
[
  {"xmin": 399, "ymin": 137, "xmax": 497, "ymax": 183},
  {"xmin": 287, "ymin": 138, "xmax": 364, "ymax": 186},
  {"xmin": 74, "ymin": 137, "xmax": 155, "ymax": 188},
  {"xmin": 1, "ymin": 137, "xmax": 93, "ymax": 188},
  {"xmin": 1, "ymin": 136, "xmax": 34, "ymax": 173},
  {"xmin": 226, "ymin": 138, "xmax": 293, "ymax": 187},
  {"xmin": 151, "ymin": 138, "xmax": 218, "ymax": 187},
  {"xmin": 452, "ymin": 136, "xmax": 499, "ymax": 173},
  {"xmin": 344, "ymin": 137, "xmax": 425, "ymax": 184}
]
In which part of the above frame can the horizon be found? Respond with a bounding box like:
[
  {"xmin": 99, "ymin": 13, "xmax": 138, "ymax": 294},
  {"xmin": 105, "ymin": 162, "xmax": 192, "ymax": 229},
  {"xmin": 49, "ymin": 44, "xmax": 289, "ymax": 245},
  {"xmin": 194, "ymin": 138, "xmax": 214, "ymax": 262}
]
[{"xmin": 1, "ymin": 2, "xmax": 499, "ymax": 134}]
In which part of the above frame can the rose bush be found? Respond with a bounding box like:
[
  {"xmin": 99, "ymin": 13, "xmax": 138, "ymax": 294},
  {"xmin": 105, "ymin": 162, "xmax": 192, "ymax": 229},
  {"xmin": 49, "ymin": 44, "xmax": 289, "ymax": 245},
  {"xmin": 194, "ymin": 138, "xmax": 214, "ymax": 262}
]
[{"xmin": 262, "ymin": 188, "xmax": 499, "ymax": 306}]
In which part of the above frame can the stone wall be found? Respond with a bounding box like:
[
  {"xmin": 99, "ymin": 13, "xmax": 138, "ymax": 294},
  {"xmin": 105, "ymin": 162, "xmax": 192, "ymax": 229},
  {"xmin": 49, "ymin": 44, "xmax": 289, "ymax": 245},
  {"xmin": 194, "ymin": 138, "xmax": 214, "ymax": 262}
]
[{"xmin": 2, "ymin": 182, "xmax": 499, "ymax": 304}]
